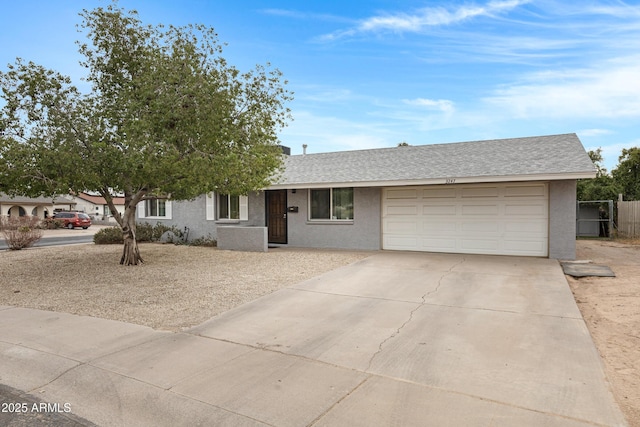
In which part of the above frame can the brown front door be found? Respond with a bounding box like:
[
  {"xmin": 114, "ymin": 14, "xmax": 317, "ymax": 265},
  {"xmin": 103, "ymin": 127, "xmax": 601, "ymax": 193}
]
[{"xmin": 266, "ymin": 190, "xmax": 287, "ymax": 244}]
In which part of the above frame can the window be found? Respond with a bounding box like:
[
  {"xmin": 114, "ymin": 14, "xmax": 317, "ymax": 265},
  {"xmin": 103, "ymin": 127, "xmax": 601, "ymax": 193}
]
[
  {"xmin": 138, "ymin": 198, "xmax": 172, "ymax": 219},
  {"xmin": 206, "ymin": 192, "xmax": 249, "ymax": 221},
  {"xmin": 309, "ymin": 188, "xmax": 353, "ymax": 220},
  {"xmin": 146, "ymin": 199, "xmax": 166, "ymax": 217},
  {"xmin": 219, "ymin": 194, "xmax": 240, "ymax": 220}
]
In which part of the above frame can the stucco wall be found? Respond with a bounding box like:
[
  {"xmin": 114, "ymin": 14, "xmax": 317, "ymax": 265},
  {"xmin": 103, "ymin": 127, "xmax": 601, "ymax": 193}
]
[
  {"xmin": 148, "ymin": 182, "xmax": 575, "ymax": 258},
  {"xmin": 549, "ymin": 180, "xmax": 577, "ymax": 260},
  {"xmin": 144, "ymin": 192, "xmax": 264, "ymax": 242},
  {"xmin": 284, "ymin": 187, "xmax": 381, "ymax": 250}
]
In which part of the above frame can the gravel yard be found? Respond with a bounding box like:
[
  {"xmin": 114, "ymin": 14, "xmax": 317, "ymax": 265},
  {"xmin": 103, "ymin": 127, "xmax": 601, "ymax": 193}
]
[{"xmin": 0, "ymin": 243, "xmax": 371, "ymax": 331}]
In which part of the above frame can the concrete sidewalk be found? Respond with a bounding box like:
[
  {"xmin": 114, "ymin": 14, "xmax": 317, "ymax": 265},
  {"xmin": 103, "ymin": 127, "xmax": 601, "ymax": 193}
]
[{"xmin": 0, "ymin": 252, "xmax": 627, "ymax": 426}]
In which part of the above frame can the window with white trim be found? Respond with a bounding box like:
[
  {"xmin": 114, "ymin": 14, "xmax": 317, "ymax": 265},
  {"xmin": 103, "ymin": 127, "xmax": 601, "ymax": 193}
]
[
  {"xmin": 309, "ymin": 188, "xmax": 353, "ymax": 220},
  {"xmin": 138, "ymin": 198, "xmax": 172, "ymax": 219},
  {"xmin": 206, "ymin": 192, "xmax": 248, "ymax": 221},
  {"xmin": 219, "ymin": 194, "xmax": 239, "ymax": 219}
]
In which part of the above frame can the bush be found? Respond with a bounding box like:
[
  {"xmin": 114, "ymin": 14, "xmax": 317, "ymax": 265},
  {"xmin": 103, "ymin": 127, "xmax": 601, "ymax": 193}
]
[
  {"xmin": 189, "ymin": 235, "xmax": 217, "ymax": 247},
  {"xmin": 40, "ymin": 218, "xmax": 66, "ymax": 229},
  {"xmin": 0, "ymin": 216, "xmax": 43, "ymax": 250},
  {"xmin": 135, "ymin": 222, "xmax": 183, "ymax": 243},
  {"xmin": 93, "ymin": 226, "xmax": 123, "ymax": 244},
  {"xmin": 93, "ymin": 222, "xmax": 183, "ymax": 245}
]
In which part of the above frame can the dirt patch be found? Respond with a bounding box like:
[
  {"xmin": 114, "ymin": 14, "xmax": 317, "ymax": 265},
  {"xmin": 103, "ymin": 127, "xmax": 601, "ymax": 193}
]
[
  {"xmin": 568, "ymin": 239, "xmax": 640, "ymax": 426},
  {"xmin": 0, "ymin": 244, "xmax": 371, "ymax": 331}
]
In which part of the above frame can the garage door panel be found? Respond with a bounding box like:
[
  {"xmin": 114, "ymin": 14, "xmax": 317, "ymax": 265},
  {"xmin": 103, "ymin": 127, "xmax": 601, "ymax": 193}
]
[
  {"xmin": 461, "ymin": 221, "xmax": 500, "ymax": 233},
  {"xmin": 461, "ymin": 204, "xmax": 499, "ymax": 216},
  {"xmin": 387, "ymin": 205, "xmax": 418, "ymax": 215},
  {"xmin": 503, "ymin": 239, "xmax": 547, "ymax": 255},
  {"xmin": 505, "ymin": 184, "xmax": 546, "ymax": 197},
  {"xmin": 422, "ymin": 220, "xmax": 456, "ymax": 234},
  {"xmin": 421, "ymin": 237, "xmax": 457, "ymax": 251},
  {"xmin": 422, "ymin": 205, "xmax": 457, "ymax": 215},
  {"xmin": 386, "ymin": 189, "xmax": 418, "ymax": 199},
  {"xmin": 384, "ymin": 219, "xmax": 417, "ymax": 234},
  {"xmin": 461, "ymin": 187, "xmax": 499, "ymax": 198},
  {"xmin": 383, "ymin": 183, "xmax": 548, "ymax": 257},
  {"xmin": 504, "ymin": 220, "xmax": 547, "ymax": 234},
  {"xmin": 461, "ymin": 238, "xmax": 500, "ymax": 251},
  {"xmin": 385, "ymin": 235, "xmax": 419, "ymax": 249},
  {"xmin": 504, "ymin": 203, "xmax": 546, "ymax": 216},
  {"xmin": 422, "ymin": 188, "xmax": 456, "ymax": 198}
]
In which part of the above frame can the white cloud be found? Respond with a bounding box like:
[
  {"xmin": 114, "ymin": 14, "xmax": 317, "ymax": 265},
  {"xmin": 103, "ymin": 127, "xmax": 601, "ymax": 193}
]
[
  {"xmin": 484, "ymin": 56, "xmax": 640, "ymax": 119},
  {"xmin": 319, "ymin": 0, "xmax": 529, "ymax": 41},
  {"xmin": 403, "ymin": 98, "xmax": 455, "ymax": 114},
  {"xmin": 578, "ymin": 129, "xmax": 613, "ymax": 137},
  {"xmin": 279, "ymin": 110, "xmax": 391, "ymax": 154}
]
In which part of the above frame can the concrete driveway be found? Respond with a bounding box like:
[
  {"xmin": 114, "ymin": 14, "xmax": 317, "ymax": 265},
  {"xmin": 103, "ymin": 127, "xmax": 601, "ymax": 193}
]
[{"xmin": 0, "ymin": 251, "xmax": 627, "ymax": 426}]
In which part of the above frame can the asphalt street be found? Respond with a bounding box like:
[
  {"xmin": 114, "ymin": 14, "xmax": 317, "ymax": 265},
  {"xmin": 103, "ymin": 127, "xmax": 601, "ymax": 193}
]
[
  {"xmin": 0, "ymin": 226, "xmax": 105, "ymax": 250},
  {"xmin": 0, "ymin": 385, "xmax": 95, "ymax": 427}
]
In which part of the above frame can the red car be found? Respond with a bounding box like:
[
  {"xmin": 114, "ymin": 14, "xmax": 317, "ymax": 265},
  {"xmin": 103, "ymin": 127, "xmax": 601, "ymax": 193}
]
[{"xmin": 53, "ymin": 211, "xmax": 92, "ymax": 229}]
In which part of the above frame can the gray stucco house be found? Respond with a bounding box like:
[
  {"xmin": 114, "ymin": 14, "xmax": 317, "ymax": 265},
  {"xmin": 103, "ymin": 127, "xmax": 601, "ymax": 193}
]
[{"xmin": 138, "ymin": 133, "xmax": 596, "ymax": 259}]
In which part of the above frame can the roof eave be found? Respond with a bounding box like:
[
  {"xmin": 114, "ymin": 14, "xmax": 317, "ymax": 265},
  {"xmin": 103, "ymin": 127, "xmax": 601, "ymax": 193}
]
[{"xmin": 267, "ymin": 171, "xmax": 597, "ymax": 190}]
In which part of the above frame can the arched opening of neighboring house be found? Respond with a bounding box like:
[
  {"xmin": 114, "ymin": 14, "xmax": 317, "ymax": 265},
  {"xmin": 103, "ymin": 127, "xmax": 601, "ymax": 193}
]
[
  {"xmin": 8, "ymin": 206, "xmax": 26, "ymax": 217},
  {"xmin": 31, "ymin": 207, "xmax": 38, "ymax": 216}
]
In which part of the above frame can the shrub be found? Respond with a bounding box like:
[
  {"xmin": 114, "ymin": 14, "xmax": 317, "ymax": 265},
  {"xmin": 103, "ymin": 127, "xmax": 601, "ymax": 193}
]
[
  {"xmin": 93, "ymin": 222, "xmax": 183, "ymax": 245},
  {"xmin": 189, "ymin": 235, "xmax": 217, "ymax": 247},
  {"xmin": 40, "ymin": 218, "xmax": 66, "ymax": 229},
  {"xmin": 0, "ymin": 216, "xmax": 43, "ymax": 250},
  {"xmin": 136, "ymin": 222, "xmax": 183, "ymax": 243},
  {"xmin": 93, "ymin": 226, "xmax": 123, "ymax": 244}
]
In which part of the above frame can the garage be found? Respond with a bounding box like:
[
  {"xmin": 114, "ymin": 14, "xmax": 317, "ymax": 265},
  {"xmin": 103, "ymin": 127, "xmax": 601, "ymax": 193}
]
[{"xmin": 382, "ymin": 182, "xmax": 549, "ymax": 256}]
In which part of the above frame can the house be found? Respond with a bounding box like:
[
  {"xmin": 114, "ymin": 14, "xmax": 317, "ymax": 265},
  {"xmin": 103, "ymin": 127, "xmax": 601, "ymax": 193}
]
[
  {"xmin": 138, "ymin": 133, "xmax": 596, "ymax": 259},
  {"xmin": 0, "ymin": 194, "xmax": 77, "ymax": 218},
  {"xmin": 63, "ymin": 192, "xmax": 126, "ymax": 221}
]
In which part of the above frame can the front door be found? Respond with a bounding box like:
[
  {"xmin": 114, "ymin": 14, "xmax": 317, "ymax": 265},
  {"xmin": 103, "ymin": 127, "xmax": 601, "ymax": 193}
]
[{"xmin": 266, "ymin": 190, "xmax": 287, "ymax": 244}]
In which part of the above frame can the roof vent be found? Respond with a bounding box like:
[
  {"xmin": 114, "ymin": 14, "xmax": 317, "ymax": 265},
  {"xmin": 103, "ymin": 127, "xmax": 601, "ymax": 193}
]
[{"xmin": 302, "ymin": 144, "xmax": 308, "ymax": 155}]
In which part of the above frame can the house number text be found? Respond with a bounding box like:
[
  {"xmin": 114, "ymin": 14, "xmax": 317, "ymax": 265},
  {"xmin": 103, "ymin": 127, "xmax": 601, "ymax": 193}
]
[{"xmin": 445, "ymin": 178, "xmax": 456, "ymax": 184}]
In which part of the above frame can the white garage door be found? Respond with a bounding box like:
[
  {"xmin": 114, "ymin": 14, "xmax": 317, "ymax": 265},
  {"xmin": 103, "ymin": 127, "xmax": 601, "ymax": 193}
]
[{"xmin": 382, "ymin": 182, "xmax": 548, "ymax": 256}]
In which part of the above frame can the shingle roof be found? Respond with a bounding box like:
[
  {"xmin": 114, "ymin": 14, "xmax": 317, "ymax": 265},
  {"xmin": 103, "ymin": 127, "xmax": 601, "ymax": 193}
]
[{"xmin": 273, "ymin": 133, "xmax": 596, "ymax": 188}]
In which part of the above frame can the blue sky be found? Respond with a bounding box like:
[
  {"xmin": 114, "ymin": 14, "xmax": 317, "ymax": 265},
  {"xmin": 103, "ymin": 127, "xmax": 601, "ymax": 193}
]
[{"xmin": 2, "ymin": 1, "xmax": 640, "ymax": 172}]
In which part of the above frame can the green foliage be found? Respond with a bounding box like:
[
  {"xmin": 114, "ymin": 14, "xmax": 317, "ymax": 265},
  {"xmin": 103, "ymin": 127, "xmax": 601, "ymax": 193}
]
[
  {"xmin": 93, "ymin": 226, "xmax": 123, "ymax": 244},
  {"xmin": 189, "ymin": 234, "xmax": 217, "ymax": 247},
  {"xmin": 0, "ymin": 216, "xmax": 43, "ymax": 250},
  {"xmin": 93, "ymin": 222, "xmax": 183, "ymax": 244},
  {"xmin": 0, "ymin": 2, "xmax": 292, "ymax": 264},
  {"xmin": 40, "ymin": 218, "xmax": 66, "ymax": 229},
  {"xmin": 577, "ymin": 149, "xmax": 621, "ymax": 201},
  {"xmin": 135, "ymin": 222, "xmax": 182, "ymax": 243},
  {"xmin": 612, "ymin": 147, "xmax": 640, "ymax": 201}
]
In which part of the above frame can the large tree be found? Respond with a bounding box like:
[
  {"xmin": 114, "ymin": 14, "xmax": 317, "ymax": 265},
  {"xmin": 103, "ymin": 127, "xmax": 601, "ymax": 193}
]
[
  {"xmin": 0, "ymin": 4, "xmax": 292, "ymax": 265},
  {"xmin": 577, "ymin": 148, "xmax": 620, "ymax": 201},
  {"xmin": 612, "ymin": 147, "xmax": 640, "ymax": 201}
]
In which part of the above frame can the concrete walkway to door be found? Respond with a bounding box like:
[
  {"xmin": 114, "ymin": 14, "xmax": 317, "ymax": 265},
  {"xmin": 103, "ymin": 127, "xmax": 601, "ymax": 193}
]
[{"xmin": 0, "ymin": 252, "xmax": 627, "ymax": 426}]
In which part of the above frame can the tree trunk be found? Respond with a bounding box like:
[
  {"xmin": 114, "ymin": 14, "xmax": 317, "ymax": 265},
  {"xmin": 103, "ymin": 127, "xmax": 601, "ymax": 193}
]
[{"xmin": 120, "ymin": 210, "xmax": 143, "ymax": 265}]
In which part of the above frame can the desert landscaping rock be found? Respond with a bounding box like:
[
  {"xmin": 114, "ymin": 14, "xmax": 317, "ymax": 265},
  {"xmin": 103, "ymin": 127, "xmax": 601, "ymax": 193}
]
[{"xmin": 0, "ymin": 244, "xmax": 371, "ymax": 331}]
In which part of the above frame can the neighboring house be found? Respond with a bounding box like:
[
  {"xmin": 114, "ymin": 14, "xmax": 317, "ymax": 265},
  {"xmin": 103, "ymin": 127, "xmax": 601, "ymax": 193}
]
[
  {"xmin": 0, "ymin": 194, "xmax": 76, "ymax": 218},
  {"xmin": 139, "ymin": 133, "xmax": 596, "ymax": 259},
  {"xmin": 64, "ymin": 192, "xmax": 126, "ymax": 221}
]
